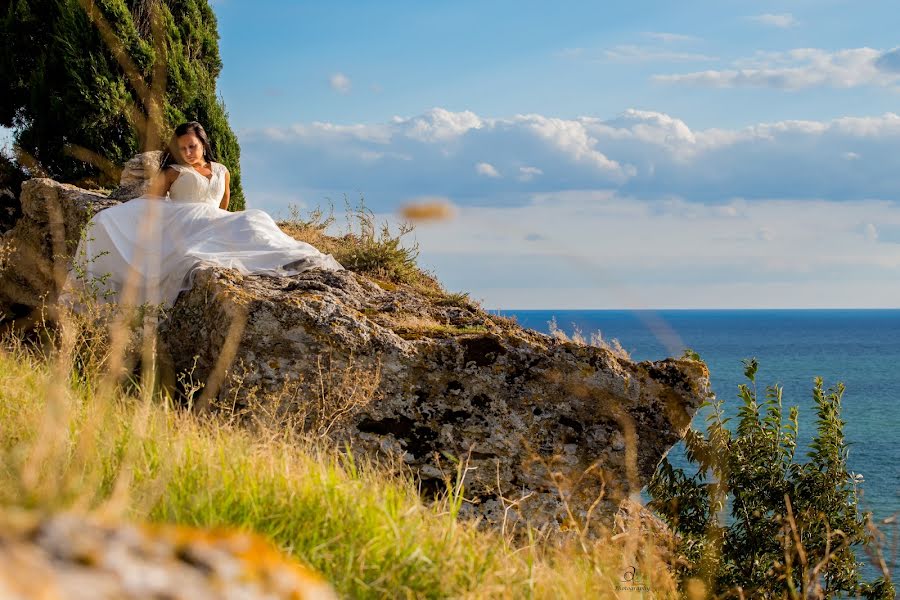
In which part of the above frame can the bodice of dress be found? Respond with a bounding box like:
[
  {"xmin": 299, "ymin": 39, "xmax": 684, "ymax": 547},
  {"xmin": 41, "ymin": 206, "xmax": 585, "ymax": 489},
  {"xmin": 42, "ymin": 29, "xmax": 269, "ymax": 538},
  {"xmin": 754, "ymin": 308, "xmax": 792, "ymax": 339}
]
[{"xmin": 168, "ymin": 162, "xmax": 226, "ymax": 206}]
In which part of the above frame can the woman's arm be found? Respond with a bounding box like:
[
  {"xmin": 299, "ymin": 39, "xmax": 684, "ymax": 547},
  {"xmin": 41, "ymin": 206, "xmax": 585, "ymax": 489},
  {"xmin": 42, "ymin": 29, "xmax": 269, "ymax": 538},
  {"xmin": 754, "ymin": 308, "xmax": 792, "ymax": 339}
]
[
  {"xmin": 147, "ymin": 166, "xmax": 177, "ymax": 198},
  {"xmin": 220, "ymin": 168, "xmax": 231, "ymax": 210}
]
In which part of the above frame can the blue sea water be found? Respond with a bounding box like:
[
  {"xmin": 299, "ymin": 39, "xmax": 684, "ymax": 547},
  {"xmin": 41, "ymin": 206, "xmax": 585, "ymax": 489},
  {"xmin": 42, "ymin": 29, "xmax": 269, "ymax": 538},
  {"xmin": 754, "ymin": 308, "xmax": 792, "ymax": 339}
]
[{"xmin": 502, "ymin": 309, "xmax": 899, "ymax": 583}]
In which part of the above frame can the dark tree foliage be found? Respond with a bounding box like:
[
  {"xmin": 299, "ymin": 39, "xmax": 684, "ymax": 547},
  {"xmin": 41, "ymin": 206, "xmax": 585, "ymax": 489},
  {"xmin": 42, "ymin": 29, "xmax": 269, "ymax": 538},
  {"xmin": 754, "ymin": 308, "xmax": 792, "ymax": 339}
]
[
  {"xmin": 0, "ymin": 0, "xmax": 245, "ymax": 210},
  {"xmin": 649, "ymin": 357, "xmax": 894, "ymax": 599},
  {"xmin": 0, "ymin": 151, "xmax": 27, "ymax": 232}
]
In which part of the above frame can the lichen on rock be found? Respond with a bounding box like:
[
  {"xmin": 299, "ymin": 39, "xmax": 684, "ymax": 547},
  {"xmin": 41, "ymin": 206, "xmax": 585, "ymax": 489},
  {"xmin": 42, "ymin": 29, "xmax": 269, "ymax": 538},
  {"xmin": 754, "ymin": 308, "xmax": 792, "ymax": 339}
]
[
  {"xmin": 160, "ymin": 266, "xmax": 711, "ymax": 532},
  {"xmin": 0, "ymin": 161, "xmax": 712, "ymax": 534},
  {"xmin": 0, "ymin": 511, "xmax": 336, "ymax": 600},
  {"xmin": 0, "ymin": 178, "xmax": 119, "ymax": 323}
]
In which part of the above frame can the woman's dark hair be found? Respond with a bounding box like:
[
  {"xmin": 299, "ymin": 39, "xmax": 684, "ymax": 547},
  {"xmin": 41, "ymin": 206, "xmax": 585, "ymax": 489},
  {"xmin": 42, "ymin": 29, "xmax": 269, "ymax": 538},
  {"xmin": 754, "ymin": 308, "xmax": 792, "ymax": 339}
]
[{"xmin": 161, "ymin": 121, "xmax": 215, "ymax": 167}]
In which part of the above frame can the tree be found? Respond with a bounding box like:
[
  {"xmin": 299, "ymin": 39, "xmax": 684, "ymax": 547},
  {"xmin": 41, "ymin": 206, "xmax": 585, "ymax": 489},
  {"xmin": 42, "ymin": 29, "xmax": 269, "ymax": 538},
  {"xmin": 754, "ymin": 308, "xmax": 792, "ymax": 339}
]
[
  {"xmin": 648, "ymin": 358, "xmax": 894, "ymax": 599},
  {"xmin": 0, "ymin": 0, "xmax": 245, "ymax": 210}
]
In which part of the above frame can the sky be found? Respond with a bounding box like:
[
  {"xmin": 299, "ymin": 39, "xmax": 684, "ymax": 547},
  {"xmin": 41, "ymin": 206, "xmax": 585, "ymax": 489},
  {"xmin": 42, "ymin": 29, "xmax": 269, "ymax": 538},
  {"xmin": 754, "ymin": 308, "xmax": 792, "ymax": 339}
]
[{"xmin": 19, "ymin": 0, "xmax": 900, "ymax": 309}]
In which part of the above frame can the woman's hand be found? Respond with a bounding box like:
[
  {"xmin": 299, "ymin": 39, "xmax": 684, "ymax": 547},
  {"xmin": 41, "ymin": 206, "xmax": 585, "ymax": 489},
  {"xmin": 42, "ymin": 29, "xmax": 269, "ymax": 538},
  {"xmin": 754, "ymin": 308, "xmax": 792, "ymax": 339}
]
[{"xmin": 220, "ymin": 168, "xmax": 231, "ymax": 210}]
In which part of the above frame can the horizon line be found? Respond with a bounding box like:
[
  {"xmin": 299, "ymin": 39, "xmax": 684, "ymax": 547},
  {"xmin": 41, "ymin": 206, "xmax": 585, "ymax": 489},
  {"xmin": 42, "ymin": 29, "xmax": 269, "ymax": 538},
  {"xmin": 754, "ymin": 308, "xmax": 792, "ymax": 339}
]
[{"xmin": 487, "ymin": 307, "xmax": 900, "ymax": 312}]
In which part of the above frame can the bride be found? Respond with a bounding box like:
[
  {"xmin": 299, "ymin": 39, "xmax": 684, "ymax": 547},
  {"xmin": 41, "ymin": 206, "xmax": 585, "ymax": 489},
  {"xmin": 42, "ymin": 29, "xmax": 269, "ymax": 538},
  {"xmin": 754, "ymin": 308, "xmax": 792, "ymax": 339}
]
[{"xmin": 67, "ymin": 121, "xmax": 343, "ymax": 307}]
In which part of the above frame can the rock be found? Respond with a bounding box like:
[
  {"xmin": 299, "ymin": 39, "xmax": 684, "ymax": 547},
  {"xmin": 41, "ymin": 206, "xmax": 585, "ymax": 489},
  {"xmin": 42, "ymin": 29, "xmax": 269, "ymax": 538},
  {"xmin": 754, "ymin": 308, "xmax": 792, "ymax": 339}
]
[
  {"xmin": 0, "ymin": 510, "xmax": 336, "ymax": 600},
  {"xmin": 159, "ymin": 267, "xmax": 711, "ymax": 532},
  {"xmin": 110, "ymin": 150, "xmax": 163, "ymax": 201},
  {"xmin": 0, "ymin": 151, "xmax": 163, "ymax": 321},
  {"xmin": 0, "ymin": 178, "xmax": 119, "ymax": 323},
  {"xmin": 0, "ymin": 173, "xmax": 712, "ymax": 533}
]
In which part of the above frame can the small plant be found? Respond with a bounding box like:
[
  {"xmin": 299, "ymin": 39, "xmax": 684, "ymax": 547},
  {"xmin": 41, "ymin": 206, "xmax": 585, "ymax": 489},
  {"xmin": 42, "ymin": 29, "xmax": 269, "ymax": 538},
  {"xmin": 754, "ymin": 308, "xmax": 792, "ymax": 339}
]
[
  {"xmin": 648, "ymin": 358, "xmax": 894, "ymax": 599},
  {"xmin": 279, "ymin": 197, "xmax": 424, "ymax": 286},
  {"xmin": 434, "ymin": 291, "xmax": 472, "ymax": 309},
  {"xmin": 338, "ymin": 197, "xmax": 421, "ymax": 284},
  {"xmin": 681, "ymin": 347, "xmax": 703, "ymax": 362},
  {"xmin": 547, "ymin": 316, "xmax": 631, "ymax": 360},
  {"xmin": 285, "ymin": 201, "xmax": 336, "ymax": 235}
]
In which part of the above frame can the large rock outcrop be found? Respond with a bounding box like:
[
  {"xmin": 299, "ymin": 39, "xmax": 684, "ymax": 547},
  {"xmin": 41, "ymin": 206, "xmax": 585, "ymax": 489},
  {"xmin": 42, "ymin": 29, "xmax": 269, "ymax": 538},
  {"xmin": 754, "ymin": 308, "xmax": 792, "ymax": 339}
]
[
  {"xmin": 0, "ymin": 153, "xmax": 154, "ymax": 323},
  {"xmin": 0, "ymin": 178, "xmax": 119, "ymax": 323},
  {"xmin": 159, "ymin": 267, "xmax": 710, "ymax": 530},
  {"xmin": 0, "ymin": 511, "xmax": 336, "ymax": 600},
  {"xmin": 0, "ymin": 171, "xmax": 712, "ymax": 532},
  {"xmin": 110, "ymin": 150, "xmax": 163, "ymax": 201}
]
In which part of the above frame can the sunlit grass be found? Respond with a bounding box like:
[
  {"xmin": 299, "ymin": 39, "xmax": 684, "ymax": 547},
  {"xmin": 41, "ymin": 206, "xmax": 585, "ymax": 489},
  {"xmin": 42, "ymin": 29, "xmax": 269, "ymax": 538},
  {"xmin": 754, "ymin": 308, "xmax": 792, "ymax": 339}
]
[{"xmin": 0, "ymin": 334, "xmax": 675, "ymax": 599}]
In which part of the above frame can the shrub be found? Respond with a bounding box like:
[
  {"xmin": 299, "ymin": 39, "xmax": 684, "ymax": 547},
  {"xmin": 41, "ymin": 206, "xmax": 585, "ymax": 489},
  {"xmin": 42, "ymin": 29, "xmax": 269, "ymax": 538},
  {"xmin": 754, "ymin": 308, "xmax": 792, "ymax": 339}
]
[
  {"xmin": 648, "ymin": 358, "xmax": 894, "ymax": 599},
  {"xmin": 279, "ymin": 199, "xmax": 424, "ymax": 286},
  {"xmin": 337, "ymin": 198, "xmax": 421, "ymax": 284}
]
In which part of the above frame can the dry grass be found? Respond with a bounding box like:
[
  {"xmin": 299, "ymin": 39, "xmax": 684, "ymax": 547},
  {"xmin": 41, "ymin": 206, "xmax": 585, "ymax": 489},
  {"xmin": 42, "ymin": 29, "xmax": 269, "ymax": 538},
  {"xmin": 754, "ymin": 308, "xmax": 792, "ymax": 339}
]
[
  {"xmin": 548, "ymin": 316, "xmax": 632, "ymax": 360},
  {"xmin": 211, "ymin": 353, "xmax": 382, "ymax": 440},
  {"xmin": 278, "ymin": 201, "xmax": 448, "ymax": 298},
  {"xmin": 0, "ymin": 307, "xmax": 678, "ymax": 599},
  {"xmin": 384, "ymin": 313, "xmax": 489, "ymax": 339}
]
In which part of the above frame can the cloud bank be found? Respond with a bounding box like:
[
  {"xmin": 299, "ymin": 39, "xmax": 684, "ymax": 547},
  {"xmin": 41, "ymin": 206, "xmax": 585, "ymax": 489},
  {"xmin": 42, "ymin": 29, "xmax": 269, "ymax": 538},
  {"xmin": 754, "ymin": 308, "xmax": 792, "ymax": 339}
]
[
  {"xmin": 243, "ymin": 107, "xmax": 900, "ymax": 206},
  {"xmin": 654, "ymin": 47, "xmax": 900, "ymax": 89},
  {"xmin": 413, "ymin": 194, "xmax": 900, "ymax": 308},
  {"xmin": 238, "ymin": 107, "xmax": 900, "ymax": 308}
]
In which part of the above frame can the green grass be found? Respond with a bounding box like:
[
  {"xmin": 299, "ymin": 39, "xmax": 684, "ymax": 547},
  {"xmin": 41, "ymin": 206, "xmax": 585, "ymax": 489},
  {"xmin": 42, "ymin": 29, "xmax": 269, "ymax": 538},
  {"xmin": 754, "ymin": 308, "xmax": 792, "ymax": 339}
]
[{"xmin": 0, "ymin": 334, "xmax": 676, "ymax": 599}]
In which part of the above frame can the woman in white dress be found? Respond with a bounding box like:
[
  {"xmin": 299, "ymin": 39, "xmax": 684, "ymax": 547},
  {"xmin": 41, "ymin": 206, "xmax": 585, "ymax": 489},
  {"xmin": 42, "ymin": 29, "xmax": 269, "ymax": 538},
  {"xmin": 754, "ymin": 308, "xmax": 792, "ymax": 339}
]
[{"xmin": 67, "ymin": 121, "xmax": 343, "ymax": 307}]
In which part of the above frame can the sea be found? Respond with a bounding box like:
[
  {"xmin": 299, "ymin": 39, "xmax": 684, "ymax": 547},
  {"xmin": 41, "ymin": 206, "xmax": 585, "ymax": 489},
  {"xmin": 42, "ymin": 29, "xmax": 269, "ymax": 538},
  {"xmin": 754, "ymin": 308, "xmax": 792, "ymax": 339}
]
[{"xmin": 501, "ymin": 309, "xmax": 899, "ymax": 584}]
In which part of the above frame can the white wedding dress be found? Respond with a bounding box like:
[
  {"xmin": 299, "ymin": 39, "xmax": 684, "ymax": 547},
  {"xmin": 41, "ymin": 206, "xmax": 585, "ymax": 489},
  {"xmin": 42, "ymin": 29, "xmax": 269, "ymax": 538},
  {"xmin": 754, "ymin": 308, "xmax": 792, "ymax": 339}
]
[{"xmin": 66, "ymin": 161, "xmax": 343, "ymax": 307}]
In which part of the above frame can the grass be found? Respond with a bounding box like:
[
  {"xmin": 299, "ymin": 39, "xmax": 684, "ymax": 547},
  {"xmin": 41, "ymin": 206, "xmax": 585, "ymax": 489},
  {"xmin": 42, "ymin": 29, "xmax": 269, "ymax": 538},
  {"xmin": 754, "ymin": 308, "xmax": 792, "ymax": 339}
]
[
  {"xmin": 278, "ymin": 199, "xmax": 448, "ymax": 298},
  {"xmin": 0, "ymin": 318, "xmax": 677, "ymax": 599},
  {"xmin": 547, "ymin": 316, "xmax": 631, "ymax": 360},
  {"xmin": 382, "ymin": 313, "xmax": 489, "ymax": 340}
]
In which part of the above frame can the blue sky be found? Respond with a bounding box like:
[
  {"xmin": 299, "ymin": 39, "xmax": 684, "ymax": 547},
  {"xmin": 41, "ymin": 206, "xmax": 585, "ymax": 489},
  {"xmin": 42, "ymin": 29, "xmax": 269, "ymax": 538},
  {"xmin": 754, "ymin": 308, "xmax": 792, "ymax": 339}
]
[
  {"xmin": 11, "ymin": 1, "xmax": 899, "ymax": 309},
  {"xmin": 214, "ymin": 0, "xmax": 900, "ymax": 129},
  {"xmin": 210, "ymin": 0, "xmax": 900, "ymax": 309}
]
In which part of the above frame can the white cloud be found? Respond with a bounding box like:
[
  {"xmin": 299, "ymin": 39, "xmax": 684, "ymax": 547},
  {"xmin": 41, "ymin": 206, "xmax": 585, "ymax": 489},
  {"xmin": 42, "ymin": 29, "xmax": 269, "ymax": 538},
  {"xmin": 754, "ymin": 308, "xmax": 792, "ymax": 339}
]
[
  {"xmin": 876, "ymin": 48, "xmax": 900, "ymax": 72},
  {"xmin": 518, "ymin": 166, "xmax": 543, "ymax": 181},
  {"xmin": 475, "ymin": 162, "xmax": 501, "ymax": 178},
  {"xmin": 604, "ymin": 45, "xmax": 717, "ymax": 63},
  {"xmin": 329, "ymin": 72, "xmax": 352, "ymax": 94},
  {"xmin": 654, "ymin": 47, "xmax": 900, "ymax": 89},
  {"xmin": 239, "ymin": 107, "xmax": 900, "ymax": 308},
  {"xmin": 515, "ymin": 114, "xmax": 631, "ymax": 177},
  {"xmin": 643, "ymin": 32, "xmax": 699, "ymax": 44},
  {"xmin": 863, "ymin": 223, "xmax": 879, "ymax": 241},
  {"xmin": 402, "ymin": 108, "xmax": 483, "ymax": 142},
  {"xmin": 242, "ymin": 108, "xmax": 900, "ymax": 207},
  {"xmin": 757, "ymin": 226, "xmax": 777, "ymax": 241},
  {"xmin": 747, "ymin": 13, "xmax": 797, "ymax": 28}
]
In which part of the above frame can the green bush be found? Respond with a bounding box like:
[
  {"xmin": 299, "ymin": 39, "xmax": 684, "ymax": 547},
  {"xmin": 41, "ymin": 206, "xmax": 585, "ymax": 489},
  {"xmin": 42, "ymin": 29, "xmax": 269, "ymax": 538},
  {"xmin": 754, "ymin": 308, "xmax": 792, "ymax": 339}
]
[{"xmin": 648, "ymin": 358, "xmax": 894, "ymax": 599}]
